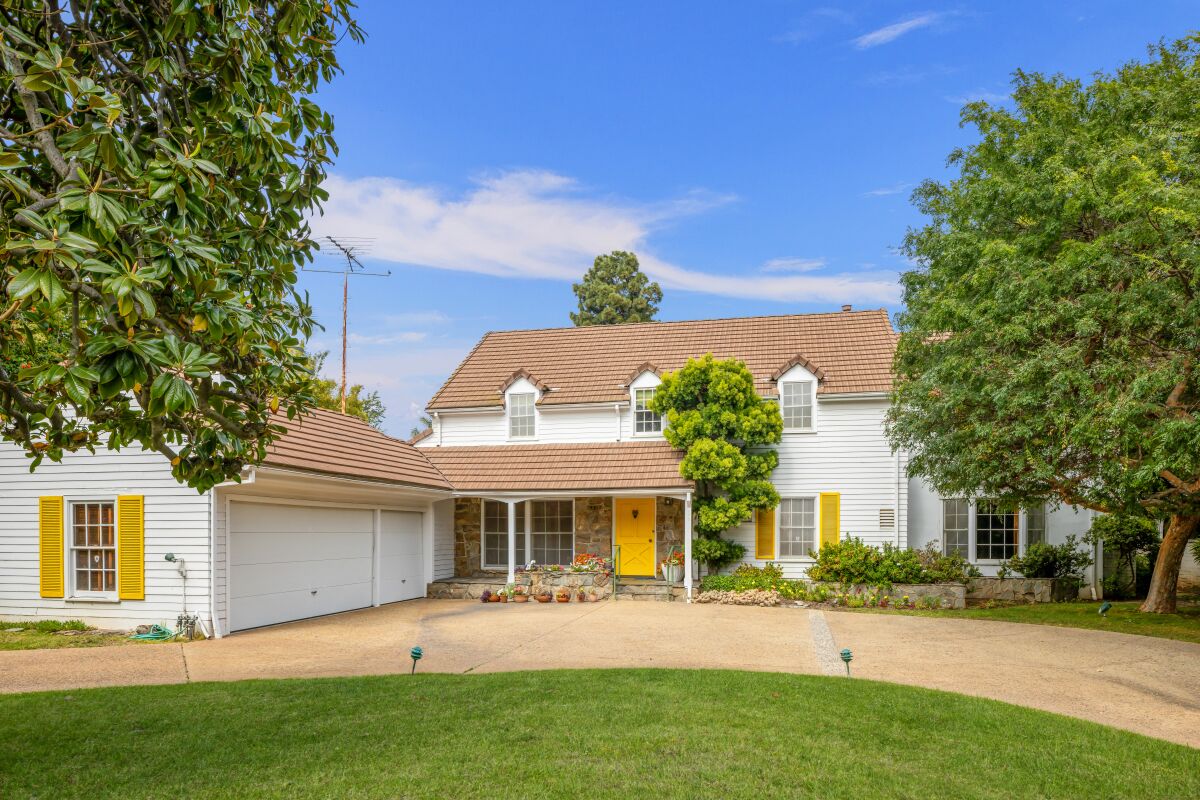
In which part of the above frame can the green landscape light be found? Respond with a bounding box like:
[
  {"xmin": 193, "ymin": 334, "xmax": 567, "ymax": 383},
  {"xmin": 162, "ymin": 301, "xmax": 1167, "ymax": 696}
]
[
  {"xmin": 1098, "ymin": 602, "xmax": 1112, "ymax": 617},
  {"xmin": 410, "ymin": 646, "xmax": 423, "ymax": 674},
  {"xmin": 840, "ymin": 648, "xmax": 853, "ymax": 676}
]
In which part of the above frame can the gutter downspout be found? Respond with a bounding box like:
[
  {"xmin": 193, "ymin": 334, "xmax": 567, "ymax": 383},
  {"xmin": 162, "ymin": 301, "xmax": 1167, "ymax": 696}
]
[
  {"xmin": 684, "ymin": 491, "xmax": 694, "ymax": 602},
  {"xmin": 433, "ymin": 411, "xmax": 442, "ymax": 446},
  {"xmin": 614, "ymin": 403, "xmax": 622, "ymax": 441},
  {"xmin": 205, "ymin": 488, "xmax": 217, "ymax": 639},
  {"xmin": 895, "ymin": 450, "xmax": 902, "ymax": 548}
]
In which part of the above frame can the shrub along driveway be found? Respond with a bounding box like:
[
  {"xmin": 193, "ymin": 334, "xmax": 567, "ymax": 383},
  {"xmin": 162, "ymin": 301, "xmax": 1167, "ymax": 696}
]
[{"xmin": 1, "ymin": 599, "xmax": 1197, "ymax": 747}]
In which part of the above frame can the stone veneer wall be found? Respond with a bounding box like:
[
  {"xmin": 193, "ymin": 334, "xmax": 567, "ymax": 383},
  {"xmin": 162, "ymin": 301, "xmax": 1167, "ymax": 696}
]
[
  {"xmin": 655, "ymin": 496, "xmax": 685, "ymax": 575},
  {"xmin": 453, "ymin": 495, "xmax": 686, "ymax": 578}
]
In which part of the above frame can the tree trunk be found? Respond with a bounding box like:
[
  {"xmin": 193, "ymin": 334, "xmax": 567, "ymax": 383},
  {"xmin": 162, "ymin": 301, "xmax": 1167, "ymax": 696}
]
[{"xmin": 1139, "ymin": 513, "xmax": 1200, "ymax": 613}]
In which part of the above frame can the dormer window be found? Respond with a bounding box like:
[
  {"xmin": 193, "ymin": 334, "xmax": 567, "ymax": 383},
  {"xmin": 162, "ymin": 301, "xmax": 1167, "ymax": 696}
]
[
  {"xmin": 634, "ymin": 388, "xmax": 662, "ymax": 434},
  {"xmin": 781, "ymin": 381, "xmax": 813, "ymax": 431},
  {"xmin": 508, "ymin": 392, "xmax": 535, "ymax": 438}
]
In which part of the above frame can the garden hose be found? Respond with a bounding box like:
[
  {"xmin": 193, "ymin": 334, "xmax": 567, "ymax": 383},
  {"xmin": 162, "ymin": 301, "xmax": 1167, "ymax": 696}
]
[{"xmin": 128, "ymin": 624, "xmax": 178, "ymax": 641}]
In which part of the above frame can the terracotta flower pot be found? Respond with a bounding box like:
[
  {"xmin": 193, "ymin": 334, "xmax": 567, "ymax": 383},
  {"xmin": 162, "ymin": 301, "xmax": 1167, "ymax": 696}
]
[
  {"xmin": 535, "ymin": 594, "xmax": 552, "ymax": 603},
  {"xmin": 513, "ymin": 594, "xmax": 529, "ymax": 603},
  {"xmin": 497, "ymin": 594, "xmax": 507, "ymax": 603},
  {"xmin": 489, "ymin": 593, "xmax": 502, "ymax": 602},
  {"xmin": 555, "ymin": 593, "xmax": 570, "ymax": 603}
]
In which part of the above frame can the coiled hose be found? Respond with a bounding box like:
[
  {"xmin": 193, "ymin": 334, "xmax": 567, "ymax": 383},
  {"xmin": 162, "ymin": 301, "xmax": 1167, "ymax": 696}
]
[{"xmin": 128, "ymin": 624, "xmax": 178, "ymax": 641}]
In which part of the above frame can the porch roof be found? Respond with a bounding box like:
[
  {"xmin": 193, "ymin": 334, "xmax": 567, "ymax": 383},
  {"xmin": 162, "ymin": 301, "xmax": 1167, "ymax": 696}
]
[{"xmin": 421, "ymin": 440, "xmax": 692, "ymax": 493}]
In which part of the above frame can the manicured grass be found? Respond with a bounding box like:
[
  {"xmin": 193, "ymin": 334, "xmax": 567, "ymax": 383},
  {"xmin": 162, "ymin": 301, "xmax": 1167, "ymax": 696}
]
[
  {"xmin": 1, "ymin": 670, "xmax": 1195, "ymax": 799},
  {"xmin": 848, "ymin": 600, "xmax": 1200, "ymax": 644},
  {"xmin": 0, "ymin": 620, "xmax": 135, "ymax": 651}
]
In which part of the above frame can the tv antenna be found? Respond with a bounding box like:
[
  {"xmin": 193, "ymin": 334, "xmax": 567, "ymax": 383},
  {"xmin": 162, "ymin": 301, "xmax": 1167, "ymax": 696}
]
[{"xmin": 303, "ymin": 236, "xmax": 390, "ymax": 414}]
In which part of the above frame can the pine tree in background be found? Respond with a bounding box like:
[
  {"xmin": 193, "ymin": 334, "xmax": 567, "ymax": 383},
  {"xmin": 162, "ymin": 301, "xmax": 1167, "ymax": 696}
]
[{"xmin": 570, "ymin": 251, "xmax": 662, "ymax": 326}]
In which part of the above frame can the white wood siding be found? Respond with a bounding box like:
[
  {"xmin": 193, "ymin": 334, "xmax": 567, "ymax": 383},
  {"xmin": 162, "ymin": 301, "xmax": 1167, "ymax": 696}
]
[{"xmin": 0, "ymin": 440, "xmax": 212, "ymax": 630}]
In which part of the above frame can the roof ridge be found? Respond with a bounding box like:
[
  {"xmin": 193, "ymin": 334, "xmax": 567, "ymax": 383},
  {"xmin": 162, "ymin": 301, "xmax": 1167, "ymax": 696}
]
[{"xmin": 479, "ymin": 308, "xmax": 890, "ymax": 337}]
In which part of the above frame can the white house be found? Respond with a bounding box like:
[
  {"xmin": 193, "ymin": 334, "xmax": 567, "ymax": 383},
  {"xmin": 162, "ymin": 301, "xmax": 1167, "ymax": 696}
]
[{"xmin": 0, "ymin": 308, "xmax": 1106, "ymax": 636}]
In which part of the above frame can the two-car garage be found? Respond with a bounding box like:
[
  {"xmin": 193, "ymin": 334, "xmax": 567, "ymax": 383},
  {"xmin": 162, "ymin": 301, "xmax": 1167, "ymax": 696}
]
[
  {"xmin": 216, "ymin": 407, "xmax": 455, "ymax": 635},
  {"xmin": 227, "ymin": 501, "xmax": 426, "ymax": 632}
]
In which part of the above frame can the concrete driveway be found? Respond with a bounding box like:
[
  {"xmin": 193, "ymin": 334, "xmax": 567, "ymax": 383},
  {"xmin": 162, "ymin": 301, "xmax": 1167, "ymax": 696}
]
[{"xmin": 2, "ymin": 599, "xmax": 1197, "ymax": 747}]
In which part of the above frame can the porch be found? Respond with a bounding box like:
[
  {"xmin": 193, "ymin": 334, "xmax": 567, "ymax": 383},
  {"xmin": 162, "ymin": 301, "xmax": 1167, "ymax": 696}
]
[{"xmin": 442, "ymin": 492, "xmax": 695, "ymax": 597}]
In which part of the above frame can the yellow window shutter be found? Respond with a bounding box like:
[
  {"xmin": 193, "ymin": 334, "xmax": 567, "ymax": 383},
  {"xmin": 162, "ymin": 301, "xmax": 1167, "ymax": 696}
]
[
  {"xmin": 819, "ymin": 492, "xmax": 841, "ymax": 548},
  {"xmin": 755, "ymin": 507, "xmax": 776, "ymax": 560},
  {"xmin": 117, "ymin": 495, "xmax": 145, "ymax": 601},
  {"xmin": 39, "ymin": 496, "xmax": 65, "ymax": 598}
]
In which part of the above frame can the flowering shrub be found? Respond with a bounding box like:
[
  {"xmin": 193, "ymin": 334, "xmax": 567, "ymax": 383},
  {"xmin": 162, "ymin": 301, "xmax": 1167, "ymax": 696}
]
[
  {"xmin": 661, "ymin": 548, "xmax": 685, "ymax": 567},
  {"xmin": 570, "ymin": 553, "xmax": 613, "ymax": 573}
]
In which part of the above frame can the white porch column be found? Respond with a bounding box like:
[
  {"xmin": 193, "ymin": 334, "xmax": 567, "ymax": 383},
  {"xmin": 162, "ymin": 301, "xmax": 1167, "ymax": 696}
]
[
  {"xmin": 507, "ymin": 500, "xmax": 517, "ymax": 584},
  {"xmin": 683, "ymin": 491, "xmax": 694, "ymax": 602}
]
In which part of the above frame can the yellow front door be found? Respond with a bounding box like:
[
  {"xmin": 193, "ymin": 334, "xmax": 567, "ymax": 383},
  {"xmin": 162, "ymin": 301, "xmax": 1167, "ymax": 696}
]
[{"xmin": 614, "ymin": 498, "xmax": 656, "ymax": 576}]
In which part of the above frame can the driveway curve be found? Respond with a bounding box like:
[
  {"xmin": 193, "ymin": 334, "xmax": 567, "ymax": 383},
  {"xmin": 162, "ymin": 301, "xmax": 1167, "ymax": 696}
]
[{"xmin": 1, "ymin": 599, "xmax": 1196, "ymax": 747}]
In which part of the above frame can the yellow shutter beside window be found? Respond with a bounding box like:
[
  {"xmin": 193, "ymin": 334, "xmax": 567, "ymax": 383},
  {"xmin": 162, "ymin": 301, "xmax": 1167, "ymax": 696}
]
[
  {"xmin": 38, "ymin": 496, "xmax": 65, "ymax": 598},
  {"xmin": 117, "ymin": 495, "xmax": 145, "ymax": 601},
  {"xmin": 819, "ymin": 492, "xmax": 841, "ymax": 549},
  {"xmin": 755, "ymin": 507, "xmax": 776, "ymax": 560}
]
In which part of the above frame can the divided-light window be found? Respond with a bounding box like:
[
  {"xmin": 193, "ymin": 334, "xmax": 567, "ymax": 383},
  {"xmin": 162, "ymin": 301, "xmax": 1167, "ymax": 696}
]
[
  {"xmin": 71, "ymin": 501, "xmax": 116, "ymax": 595},
  {"xmin": 634, "ymin": 388, "xmax": 662, "ymax": 434},
  {"xmin": 508, "ymin": 393, "xmax": 535, "ymax": 438},
  {"xmin": 781, "ymin": 382, "xmax": 813, "ymax": 430}
]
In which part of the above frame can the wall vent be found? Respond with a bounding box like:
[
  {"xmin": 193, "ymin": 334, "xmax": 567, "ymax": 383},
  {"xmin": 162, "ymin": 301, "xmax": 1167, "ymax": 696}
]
[{"xmin": 879, "ymin": 508, "xmax": 896, "ymax": 528}]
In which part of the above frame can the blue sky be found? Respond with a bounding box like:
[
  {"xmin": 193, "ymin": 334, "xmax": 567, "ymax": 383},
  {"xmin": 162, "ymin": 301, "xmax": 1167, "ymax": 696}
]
[{"xmin": 301, "ymin": 2, "xmax": 1197, "ymax": 435}]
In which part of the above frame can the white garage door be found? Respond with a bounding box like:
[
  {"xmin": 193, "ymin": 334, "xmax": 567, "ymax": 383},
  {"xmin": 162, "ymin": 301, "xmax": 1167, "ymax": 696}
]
[
  {"xmin": 379, "ymin": 510, "xmax": 424, "ymax": 604},
  {"xmin": 229, "ymin": 502, "xmax": 375, "ymax": 632}
]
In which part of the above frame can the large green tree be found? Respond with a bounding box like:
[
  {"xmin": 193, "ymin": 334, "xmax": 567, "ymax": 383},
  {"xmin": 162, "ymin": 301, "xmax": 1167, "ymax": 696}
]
[
  {"xmin": 653, "ymin": 355, "xmax": 782, "ymax": 569},
  {"xmin": 887, "ymin": 36, "xmax": 1200, "ymax": 613},
  {"xmin": 570, "ymin": 250, "xmax": 662, "ymax": 326},
  {"xmin": 0, "ymin": 2, "xmax": 362, "ymax": 491}
]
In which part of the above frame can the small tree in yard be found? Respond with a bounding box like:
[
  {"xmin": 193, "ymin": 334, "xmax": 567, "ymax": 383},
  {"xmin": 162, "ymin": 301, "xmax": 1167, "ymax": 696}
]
[
  {"xmin": 888, "ymin": 35, "xmax": 1200, "ymax": 613},
  {"xmin": 0, "ymin": 2, "xmax": 362, "ymax": 491},
  {"xmin": 1086, "ymin": 516, "xmax": 1161, "ymax": 599},
  {"xmin": 570, "ymin": 251, "xmax": 662, "ymax": 326},
  {"xmin": 652, "ymin": 354, "xmax": 783, "ymax": 572},
  {"xmin": 307, "ymin": 352, "xmax": 386, "ymax": 430}
]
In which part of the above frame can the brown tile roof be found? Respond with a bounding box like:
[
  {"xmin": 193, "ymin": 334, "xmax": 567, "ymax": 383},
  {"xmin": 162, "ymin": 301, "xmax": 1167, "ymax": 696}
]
[
  {"xmin": 427, "ymin": 309, "xmax": 896, "ymax": 410},
  {"xmin": 265, "ymin": 407, "xmax": 451, "ymax": 490},
  {"xmin": 422, "ymin": 441, "xmax": 692, "ymax": 492}
]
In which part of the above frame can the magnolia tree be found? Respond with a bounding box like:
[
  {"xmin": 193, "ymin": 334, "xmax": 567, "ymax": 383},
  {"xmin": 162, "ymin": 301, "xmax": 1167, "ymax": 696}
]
[
  {"xmin": 652, "ymin": 354, "xmax": 782, "ymax": 571},
  {"xmin": 0, "ymin": 2, "xmax": 362, "ymax": 491},
  {"xmin": 888, "ymin": 36, "xmax": 1200, "ymax": 613}
]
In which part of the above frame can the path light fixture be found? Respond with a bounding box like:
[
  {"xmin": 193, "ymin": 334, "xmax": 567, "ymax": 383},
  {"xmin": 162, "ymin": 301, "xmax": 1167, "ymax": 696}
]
[
  {"xmin": 410, "ymin": 646, "xmax": 423, "ymax": 674},
  {"xmin": 840, "ymin": 648, "xmax": 853, "ymax": 676},
  {"xmin": 1098, "ymin": 602, "xmax": 1112, "ymax": 617}
]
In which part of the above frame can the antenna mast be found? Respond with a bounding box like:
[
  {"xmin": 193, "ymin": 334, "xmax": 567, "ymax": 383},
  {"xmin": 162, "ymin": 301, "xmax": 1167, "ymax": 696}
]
[{"xmin": 303, "ymin": 236, "xmax": 390, "ymax": 414}]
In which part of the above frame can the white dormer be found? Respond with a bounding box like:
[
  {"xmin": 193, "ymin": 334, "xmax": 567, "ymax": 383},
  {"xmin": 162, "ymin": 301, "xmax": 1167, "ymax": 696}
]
[
  {"xmin": 500, "ymin": 369, "xmax": 545, "ymax": 440},
  {"xmin": 772, "ymin": 356, "xmax": 822, "ymax": 434},
  {"xmin": 626, "ymin": 364, "xmax": 664, "ymax": 438}
]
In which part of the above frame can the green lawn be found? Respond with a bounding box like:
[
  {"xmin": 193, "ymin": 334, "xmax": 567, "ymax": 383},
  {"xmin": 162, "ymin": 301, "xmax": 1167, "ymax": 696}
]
[
  {"xmin": 849, "ymin": 600, "xmax": 1200, "ymax": 644},
  {"xmin": 1, "ymin": 670, "xmax": 1195, "ymax": 799},
  {"xmin": 0, "ymin": 620, "xmax": 141, "ymax": 651}
]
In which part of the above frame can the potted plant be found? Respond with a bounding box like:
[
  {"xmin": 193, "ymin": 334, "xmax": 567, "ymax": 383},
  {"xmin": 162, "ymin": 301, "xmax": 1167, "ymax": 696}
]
[
  {"xmin": 534, "ymin": 591, "xmax": 552, "ymax": 603},
  {"xmin": 576, "ymin": 587, "xmax": 588, "ymax": 602},
  {"xmin": 512, "ymin": 585, "xmax": 529, "ymax": 603},
  {"xmin": 479, "ymin": 590, "xmax": 492, "ymax": 604},
  {"xmin": 555, "ymin": 587, "xmax": 571, "ymax": 603},
  {"xmin": 660, "ymin": 548, "xmax": 684, "ymax": 583}
]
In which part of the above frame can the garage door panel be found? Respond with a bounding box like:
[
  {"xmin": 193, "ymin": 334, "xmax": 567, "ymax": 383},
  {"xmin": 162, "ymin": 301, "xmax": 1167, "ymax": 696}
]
[
  {"xmin": 379, "ymin": 511, "xmax": 423, "ymax": 604},
  {"xmin": 229, "ymin": 582, "xmax": 372, "ymax": 632},
  {"xmin": 232, "ymin": 531, "xmax": 373, "ymax": 566},
  {"xmin": 231, "ymin": 556, "xmax": 373, "ymax": 599},
  {"xmin": 230, "ymin": 503, "xmax": 373, "ymax": 535}
]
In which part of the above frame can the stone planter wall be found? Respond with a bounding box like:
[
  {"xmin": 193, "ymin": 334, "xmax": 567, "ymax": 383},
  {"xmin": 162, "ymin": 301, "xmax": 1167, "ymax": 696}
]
[
  {"xmin": 967, "ymin": 577, "xmax": 1077, "ymax": 604},
  {"xmin": 833, "ymin": 582, "xmax": 966, "ymax": 609},
  {"xmin": 426, "ymin": 571, "xmax": 612, "ymax": 600}
]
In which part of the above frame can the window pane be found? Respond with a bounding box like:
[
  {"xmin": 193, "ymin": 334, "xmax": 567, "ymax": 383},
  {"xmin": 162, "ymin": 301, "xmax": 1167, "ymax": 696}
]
[
  {"xmin": 530, "ymin": 500, "xmax": 573, "ymax": 566},
  {"xmin": 942, "ymin": 499, "xmax": 969, "ymax": 558},
  {"xmin": 1026, "ymin": 505, "xmax": 1046, "ymax": 546},
  {"xmin": 779, "ymin": 497, "xmax": 815, "ymax": 557},
  {"xmin": 509, "ymin": 393, "xmax": 535, "ymax": 437},
  {"xmin": 976, "ymin": 500, "xmax": 1018, "ymax": 560},
  {"xmin": 482, "ymin": 500, "xmax": 526, "ymax": 568},
  {"xmin": 634, "ymin": 388, "xmax": 662, "ymax": 433},
  {"xmin": 781, "ymin": 383, "xmax": 813, "ymax": 430},
  {"xmin": 103, "ymin": 571, "xmax": 115, "ymax": 592}
]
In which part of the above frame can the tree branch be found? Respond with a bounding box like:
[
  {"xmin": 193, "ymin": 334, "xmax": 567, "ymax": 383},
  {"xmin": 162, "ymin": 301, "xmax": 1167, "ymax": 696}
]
[{"xmin": 1, "ymin": 45, "xmax": 72, "ymax": 179}]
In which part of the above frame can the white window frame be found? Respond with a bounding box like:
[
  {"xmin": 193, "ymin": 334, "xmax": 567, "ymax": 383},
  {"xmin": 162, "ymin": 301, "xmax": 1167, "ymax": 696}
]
[
  {"xmin": 777, "ymin": 496, "xmax": 817, "ymax": 560},
  {"xmin": 941, "ymin": 498, "xmax": 970, "ymax": 559},
  {"xmin": 780, "ymin": 381, "xmax": 815, "ymax": 432},
  {"xmin": 479, "ymin": 498, "xmax": 575, "ymax": 570},
  {"xmin": 632, "ymin": 387, "xmax": 662, "ymax": 435},
  {"xmin": 507, "ymin": 392, "xmax": 536, "ymax": 439},
  {"xmin": 1024, "ymin": 504, "xmax": 1046, "ymax": 549},
  {"xmin": 67, "ymin": 498, "xmax": 119, "ymax": 600}
]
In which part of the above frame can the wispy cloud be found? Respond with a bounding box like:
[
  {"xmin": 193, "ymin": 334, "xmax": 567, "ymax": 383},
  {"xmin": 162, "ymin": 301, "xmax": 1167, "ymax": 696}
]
[
  {"xmin": 862, "ymin": 182, "xmax": 911, "ymax": 197},
  {"xmin": 853, "ymin": 12, "xmax": 943, "ymax": 49},
  {"xmin": 347, "ymin": 331, "xmax": 428, "ymax": 346},
  {"xmin": 761, "ymin": 257, "xmax": 827, "ymax": 273},
  {"xmin": 311, "ymin": 170, "xmax": 901, "ymax": 305},
  {"xmin": 945, "ymin": 88, "xmax": 1009, "ymax": 105},
  {"xmin": 774, "ymin": 7, "xmax": 854, "ymax": 44},
  {"xmin": 862, "ymin": 64, "xmax": 957, "ymax": 87}
]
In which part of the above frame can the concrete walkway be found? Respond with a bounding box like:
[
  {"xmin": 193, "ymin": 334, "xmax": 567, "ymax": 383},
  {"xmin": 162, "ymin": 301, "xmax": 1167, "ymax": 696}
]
[{"xmin": 2, "ymin": 599, "xmax": 1197, "ymax": 747}]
